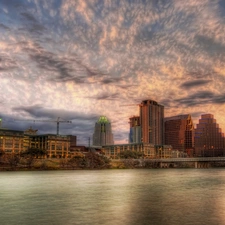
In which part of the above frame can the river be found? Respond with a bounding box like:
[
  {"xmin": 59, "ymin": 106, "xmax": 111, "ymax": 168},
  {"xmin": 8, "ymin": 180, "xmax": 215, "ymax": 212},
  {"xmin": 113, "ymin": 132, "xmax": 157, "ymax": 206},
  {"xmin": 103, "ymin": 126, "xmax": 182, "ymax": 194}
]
[{"xmin": 1, "ymin": 169, "xmax": 225, "ymax": 225}]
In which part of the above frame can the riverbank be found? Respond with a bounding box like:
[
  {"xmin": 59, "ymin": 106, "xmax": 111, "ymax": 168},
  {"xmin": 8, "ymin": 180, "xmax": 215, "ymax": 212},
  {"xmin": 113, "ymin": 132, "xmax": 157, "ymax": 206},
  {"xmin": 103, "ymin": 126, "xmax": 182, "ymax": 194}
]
[{"xmin": 1, "ymin": 158, "xmax": 225, "ymax": 171}]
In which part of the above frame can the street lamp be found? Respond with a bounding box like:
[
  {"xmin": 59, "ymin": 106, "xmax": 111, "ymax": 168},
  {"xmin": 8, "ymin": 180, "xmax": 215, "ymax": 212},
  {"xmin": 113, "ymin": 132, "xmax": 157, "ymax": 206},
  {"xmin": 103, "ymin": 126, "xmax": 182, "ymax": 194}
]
[{"xmin": 211, "ymin": 146, "xmax": 214, "ymax": 157}]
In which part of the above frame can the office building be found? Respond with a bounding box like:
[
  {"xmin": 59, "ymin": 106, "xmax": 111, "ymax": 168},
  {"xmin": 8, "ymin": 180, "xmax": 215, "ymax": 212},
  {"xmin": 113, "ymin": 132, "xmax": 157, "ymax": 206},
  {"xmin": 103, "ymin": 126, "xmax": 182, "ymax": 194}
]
[
  {"xmin": 102, "ymin": 143, "xmax": 155, "ymax": 159},
  {"xmin": 29, "ymin": 134, "xmax": 71, "ymax": 158},
  {"xmin": 92, "ymin": 116, "xmax": 114, "ymax": 146},
  {"xmin": 0, "ymin": 129, "xmax": 24, "ymax": 154},
  {"xmin": 0, "ymin": 128, "xmax": 76, "ymax": 158},
  {"xmin": 164, "ymin": 114, "xmax": 194, "ymax": 156},
  {"xmin": 102, "ymin": 143, "xmax": 172, "ymax": 159},
  {"xmin": 139, "ymin": 100, "xmax": 164, "ymax": 144},
  {"xmin": 194, "ymin": 114, "xmax": 225, "ymax": 156},
  {"xmin": 129, "ymin": 116, "xmax": 141, "ymax": 143}
]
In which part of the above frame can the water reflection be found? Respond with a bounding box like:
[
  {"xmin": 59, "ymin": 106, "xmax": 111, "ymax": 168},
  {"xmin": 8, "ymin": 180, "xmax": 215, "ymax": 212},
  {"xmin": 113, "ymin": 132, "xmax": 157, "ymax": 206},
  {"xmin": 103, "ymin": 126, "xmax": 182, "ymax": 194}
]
[{"xmin": 1, "ymin": 169, "xmax": 225, "ymax": 225}]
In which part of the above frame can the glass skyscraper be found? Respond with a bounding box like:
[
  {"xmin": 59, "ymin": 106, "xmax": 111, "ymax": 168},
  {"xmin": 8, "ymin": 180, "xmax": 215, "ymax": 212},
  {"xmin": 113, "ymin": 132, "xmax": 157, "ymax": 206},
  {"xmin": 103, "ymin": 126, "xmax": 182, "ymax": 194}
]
[
  {"xmin": 164, "ymin": 114, "xmax": 194, "ymax": 156},
  {"xmin": 92, "ymin": 116, "xmax": 114, "ymax": 146},
  {"xmin": 129, "ymin": 116, "xmax": 141, "ymax": 143}
]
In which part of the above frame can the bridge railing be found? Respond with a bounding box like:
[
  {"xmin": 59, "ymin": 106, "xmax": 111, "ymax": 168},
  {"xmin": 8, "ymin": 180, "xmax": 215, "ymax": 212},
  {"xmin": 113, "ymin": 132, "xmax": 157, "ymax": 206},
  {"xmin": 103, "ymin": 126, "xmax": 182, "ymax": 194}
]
[{"xmin": 112, "ymin": 157, "xmax": 225, "ymax": 163}]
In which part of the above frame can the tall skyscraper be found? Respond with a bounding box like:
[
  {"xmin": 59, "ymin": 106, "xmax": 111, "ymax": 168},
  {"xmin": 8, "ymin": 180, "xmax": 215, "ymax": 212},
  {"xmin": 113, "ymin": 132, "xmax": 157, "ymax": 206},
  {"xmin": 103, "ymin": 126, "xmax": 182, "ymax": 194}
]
[
  {"xmin": 129, "ymin": 116, "xmax": 141, "ymax": 143},
  {"xmin": 139, "ymin": 100, "xmax": 164, "ymax": 145},
  {"xmin": 92, "ymin": 116, "xmax": 114, "ymax": 146},
  {"xmin": 195, "ymin": 114, "xmax": 225, "ymax": 157},
  {"xmin": 164, "ymin": 114, "xmax": 194, "ymax": 155}
]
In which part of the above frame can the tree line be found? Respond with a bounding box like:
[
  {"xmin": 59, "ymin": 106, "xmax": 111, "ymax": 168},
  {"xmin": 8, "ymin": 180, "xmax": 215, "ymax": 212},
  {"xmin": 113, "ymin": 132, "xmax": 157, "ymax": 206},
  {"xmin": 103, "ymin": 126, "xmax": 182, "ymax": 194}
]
[{"xmin": 0, "ymin": 148, "xmax": 111, "ymax": 170}]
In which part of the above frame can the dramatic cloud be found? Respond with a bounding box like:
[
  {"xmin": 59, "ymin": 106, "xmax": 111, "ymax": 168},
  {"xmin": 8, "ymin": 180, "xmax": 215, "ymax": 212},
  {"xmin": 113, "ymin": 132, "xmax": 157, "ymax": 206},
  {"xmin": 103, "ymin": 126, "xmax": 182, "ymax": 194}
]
[
  {"xmin": 180, "ymin": 80, "xmax": 212, "ymax": 89},
  {"xmin": 175, "ymin": 91, "xmax": 225, "ymax": 107},
  {"xmin": 1, "ymin": 0, "xmax": 225, "ymax": 144}
]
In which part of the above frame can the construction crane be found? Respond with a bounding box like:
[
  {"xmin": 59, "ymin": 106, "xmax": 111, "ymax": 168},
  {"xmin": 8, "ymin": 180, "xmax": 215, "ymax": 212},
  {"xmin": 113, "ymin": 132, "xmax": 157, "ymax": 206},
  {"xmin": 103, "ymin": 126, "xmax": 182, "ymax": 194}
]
[{"xmin": 14, "ymin": 117, "xmax": 72, "ymax": 135}]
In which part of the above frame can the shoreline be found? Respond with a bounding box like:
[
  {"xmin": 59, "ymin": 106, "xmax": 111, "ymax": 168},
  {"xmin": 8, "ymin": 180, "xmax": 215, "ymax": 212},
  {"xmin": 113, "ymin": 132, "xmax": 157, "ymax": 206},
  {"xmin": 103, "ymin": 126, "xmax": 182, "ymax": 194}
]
[{"xmin": 1, "ymin": 158, "xmax": 225, "ymax": 171}]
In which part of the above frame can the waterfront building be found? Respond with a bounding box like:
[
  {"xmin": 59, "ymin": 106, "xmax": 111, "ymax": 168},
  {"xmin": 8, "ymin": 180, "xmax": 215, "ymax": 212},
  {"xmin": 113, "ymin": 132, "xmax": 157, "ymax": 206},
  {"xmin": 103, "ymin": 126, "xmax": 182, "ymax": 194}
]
[
  {"xmin": 23, "ymin": 127, "xmax": 38, "ymax": 152},
  {"xmin": 0, "ymin": 128, "xmax": 76, "ymax": 158},
  {"xmin": 129, "ymin": 116, "xmax": 141, "ymax": 143},
  {"xmin": 154, "ymin": 145, "xmax": 173, "ymax": 158},
  {"xmin": 164, "ymin": 114, "xmax": 194, "ymax": 156},
  {"xmin": 0, "ymin": 129, "xmax": 24, "ymax": 154},
  {"xmin": 28, "ymin": 134, "xmax": 71, "ymax": 158},
  {"xmin": 92, "ymin": 116, "xmax": 114, "ymax": 146},
  {"xmin": 139, "ymin": 100, "xmax": 164, "ymax": 144},
  {"xmin": 194, "ymin": 114, "xmax": 225, "ymax": 157},
  {"xmin": 102, "ymin": 143, "xmax": 172, "ymax": 159},
  {"xmin": 102, "ymin": 143, "xmax": 155, "ymax": 159}
]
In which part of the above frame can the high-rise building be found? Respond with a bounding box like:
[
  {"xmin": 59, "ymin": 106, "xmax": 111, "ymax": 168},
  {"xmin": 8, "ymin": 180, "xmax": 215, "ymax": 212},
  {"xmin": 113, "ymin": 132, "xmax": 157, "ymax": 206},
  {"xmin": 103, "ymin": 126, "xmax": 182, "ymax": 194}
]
[
  {"xmin": 164, "ymin": 114, "xmax": 194, "ymax": 155},
  {"xmin": 194, "ymin": 114, "xmax": 225, "ymax": 157},
  {"xmin": 139, "ymin": 100, "xmax": 164, "ymax": 145},
  {"xmin": 129, "ymin": 116, "xmax": 141, "ymax": 143},
  {"xmin": 92, "ymin": 116, "xmax": 114, "ymax": 146}
]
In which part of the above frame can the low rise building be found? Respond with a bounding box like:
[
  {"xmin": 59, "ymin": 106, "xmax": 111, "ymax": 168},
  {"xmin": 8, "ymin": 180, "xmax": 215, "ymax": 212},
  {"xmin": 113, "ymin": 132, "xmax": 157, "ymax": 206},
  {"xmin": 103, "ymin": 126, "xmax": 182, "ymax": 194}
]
[
  {"xmin": 154, "ymin": 145, "xmax": 173, "ymax": 158},
  {"xmin": 0, "ymin": 129, "xmax": 24, "ymax": 154},
  {"xmin": 102, "ymin": 143, "xmax": 156, "ymax": 159},
  {"xmin": 0, "ymin": 128, "xmax": 77, "ymax": 158},
  {"xmin": 29, "ymin": 134, "xmax": 71, "ymax": 158}
]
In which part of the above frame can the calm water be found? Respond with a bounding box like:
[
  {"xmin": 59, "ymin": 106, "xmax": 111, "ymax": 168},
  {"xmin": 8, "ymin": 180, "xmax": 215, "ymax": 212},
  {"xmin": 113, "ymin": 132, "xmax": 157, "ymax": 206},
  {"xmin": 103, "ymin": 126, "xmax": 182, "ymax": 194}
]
[{"xmin": 1, "ymin": 169, "xmax": 225, "ymax": 225}]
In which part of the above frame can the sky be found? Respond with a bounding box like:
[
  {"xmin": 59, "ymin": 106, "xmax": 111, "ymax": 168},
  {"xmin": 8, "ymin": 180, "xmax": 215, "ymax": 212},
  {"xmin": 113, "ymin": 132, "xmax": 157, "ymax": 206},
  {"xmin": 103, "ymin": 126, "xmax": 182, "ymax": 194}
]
[{"xmin": 1, "ymin": 0, "xmax": 225, "ymax": 145}]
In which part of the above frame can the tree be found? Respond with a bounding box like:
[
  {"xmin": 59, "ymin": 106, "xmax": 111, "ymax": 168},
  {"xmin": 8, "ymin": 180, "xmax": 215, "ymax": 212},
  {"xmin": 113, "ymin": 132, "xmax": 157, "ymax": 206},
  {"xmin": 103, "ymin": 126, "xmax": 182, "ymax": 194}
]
[
  {"xmin": 123, "ymin": 158, "xmax": 139, "ymax": 169},
  {"xmin": 0, "ymin": 150, "xmax": 4, "ymax": 161},
  {"xmin": 68, "ymin": 152, "xmax": 111, "ymax": 169},
  {"xmin": 21, "ymin": 148, "xmax": 46, "ymax": 169},
  {"xmin": 6, "ymin": 154, "xmax": 20, "ymax": 170},
  {"xmin": 84, "ymin": 152, "xmax": 111, "ymax": 169},
  {"xmin": 60, "ymin": 158, "xmax": 69, "ymax": 169},
  {"xmin": 22, "ymin": 148, "xmax": 46, "ymax": 158},
  {"xmin": 25, "ymin": 155, "xmax": 36, "ymax": 169},
  {"xmin": 119, "ymin": 150, "xmax": 143, "ymax": 159},
  {"xmin": 68, "ymin": 155, "xmax": 86, "ymax": 169}
]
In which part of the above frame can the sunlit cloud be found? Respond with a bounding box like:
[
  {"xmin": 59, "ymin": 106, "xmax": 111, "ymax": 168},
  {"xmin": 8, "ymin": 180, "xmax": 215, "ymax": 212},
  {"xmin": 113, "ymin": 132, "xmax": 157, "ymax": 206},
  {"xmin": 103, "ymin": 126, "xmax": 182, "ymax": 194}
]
[{"xmin": 0, "ymin": 0, "xmax": 225, "ymax": 144}]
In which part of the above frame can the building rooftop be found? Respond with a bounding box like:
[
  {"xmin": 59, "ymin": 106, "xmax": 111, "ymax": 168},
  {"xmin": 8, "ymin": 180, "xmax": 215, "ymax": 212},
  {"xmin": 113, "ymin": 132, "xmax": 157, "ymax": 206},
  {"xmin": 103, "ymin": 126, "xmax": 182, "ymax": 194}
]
[
  {"xmin": 164, "ymin": 114, "xmax": 190, "ymax": 122},
  {"xmin": 97, "ymin": 116, "xmax": 110, "ymax": 124},
  {"xmin": 0, "ymin": 128, "xmax": 24, "ymax": 133}
]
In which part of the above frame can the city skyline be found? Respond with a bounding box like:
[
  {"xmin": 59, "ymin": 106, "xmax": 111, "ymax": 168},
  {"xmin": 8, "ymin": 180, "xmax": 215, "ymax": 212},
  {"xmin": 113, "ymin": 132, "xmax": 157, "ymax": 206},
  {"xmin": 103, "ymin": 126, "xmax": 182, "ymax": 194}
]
[{"xmin": 1, "ymin": 0, "xmax": 225, "ymax": 145}]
